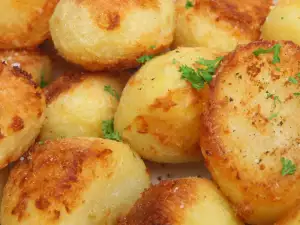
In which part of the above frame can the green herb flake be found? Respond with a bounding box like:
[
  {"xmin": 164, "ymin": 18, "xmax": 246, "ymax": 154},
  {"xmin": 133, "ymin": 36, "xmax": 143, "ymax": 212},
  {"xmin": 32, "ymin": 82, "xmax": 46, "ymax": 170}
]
[
  {"xmin": 294, "ymin": 92, "xmax": 300, "ymax": 96},
  {"xmin": 150, "ymin": 45, "xmax": 156, "ymax": 50},
  {"xmin": 185, "ymin": 0, "xmax": 194, "ymax": 9},
  {"xmin": 38, "ymin": 141, "xmax": 44, "ymax": 145},
  {"xmin": 296, "ymin": 73, "xmax": 300, "ymax": 78},
  {"xmin": 40, "ymin": 70, "xmax": 48, "ymax": 88},
  {"xmin": 104, "ymin": 85, "xmax": 120, "ymax": 100},
  {"xmin": 179, "ymin": 65, "xmax": 205, "ymax": 90},
  {"xmin": 101, "ymin": 119, "xmax": 122, "ymax": 142},
  {"xmin": 275, "ymin": 67, "xmax": 280, "ymax": 72},
  {"xmin": 288, "ymin": 77, "xmax": 298, "ymax": 84},
  {"xmin": 281, "ymin": 157, "xmax": 296, "ymax": 176},
  {"xmin": 253, "ymin": 44, "xmax": 281, "ymax": 64},
  {"xmin": 172, "ymin": 58, "xmax": 177, "ymax": 64},
  {"xmin": 137, "ymin": 55, "xmax": 154, "ymax": 64}
]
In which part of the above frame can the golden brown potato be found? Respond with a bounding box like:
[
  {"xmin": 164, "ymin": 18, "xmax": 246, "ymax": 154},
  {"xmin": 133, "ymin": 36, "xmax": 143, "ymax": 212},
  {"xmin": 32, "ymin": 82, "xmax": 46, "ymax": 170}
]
[
  {"xmin": 0, "ymin": 168, "xmax": 9, "ymax": 223},
  {"xmin": 40, "ymin": 72, "xmax": 128, "ymax": 141},
  {"xmin": 50, "ymin": 0, "xmax": 175, "ymax": 71},
  {"xmin": 0, "ymin": 0, "xmax": 59, "ymax": 49},
  {"xmin": 119, "ymin": 178, "xmax": 243, "ymax": 225},
  {"xmin": 275, "ymin": 205, "xmax": 300, "ymax": 225},
  {"xmin": 0, "ymin": 63, "xmax": 45, "ymax": 169},
  {"xmin": 261, "ymin": 0, "xmax": 300, "ymax": 46},
  {"xmin": 0, "ymin": 49, "xmax": 52, "ymax": 85},
  {"xmin": 200, "ymin": 40, "xmax": 300, "ymax": 225},
  {"xmin": 1, "ymin": 138, "xmax": 150, "ymax": 225},
  {"xmin": 174, "ymin": 0, "xmax": 272, "ymax": 52},
  {"xmin": 114, "ymin": 47, "xmax": 221, "ymax": 163}
]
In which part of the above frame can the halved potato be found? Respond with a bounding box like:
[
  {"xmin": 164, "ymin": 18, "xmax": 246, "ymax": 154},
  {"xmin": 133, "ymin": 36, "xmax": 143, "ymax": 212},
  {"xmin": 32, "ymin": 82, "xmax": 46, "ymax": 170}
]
[
  {"xmin": 1, "ymin": 138, "xmax": 150, "ymax": 225},
  {"xmin": 119, "ymin": 178, "xmax": 243, "ymax": 225},
  {"xmin": 50, "ymin": 0, "xmax": 175, "ymax": 71},
  {"xmin": 115, "ymin": 47, "xmax": 221, "ymax": 163},
  {"xmin": 174, "ymin": 0, "xmax": 272, "ymax": 52},
  {"xmin": 0, "ymin": 49, "xmax": 52, "ymax": 85},
  {"xmin": 40, "ymin": 72, "xmax": 128, "ymax": 141},
  {"xmin": 261, "ymin": 0, "xmax": 300, "ymax": 45},
  {"xmin": 200, "ymin": 40, "xmax": 300, "ymax": 224},
  {"xmin": 0, "ymin": 0, "xmax": 59, "ymax": 49},
  {"xmin": 0, "ymin": 63, "xmax": 45, "ymax": 169}
]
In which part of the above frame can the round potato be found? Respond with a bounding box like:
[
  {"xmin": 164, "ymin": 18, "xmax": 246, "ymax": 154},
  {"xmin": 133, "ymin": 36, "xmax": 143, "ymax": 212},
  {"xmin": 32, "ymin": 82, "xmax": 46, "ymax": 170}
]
[
  {"xmin": 0, "ymin": 0, "xmax": 59, "ymax": 49},
  {"xmin": 174, "ymin": 0, "xmax": 272, "ymax": 52},
  {"xmin": 200, "ymin": 40, "xmax": 300, "ymax": 224},
  {"xmin": 1, "ymin": 138, "xmax": 150, "ymax": 225},
  {"xmin": 261, "ymin": 0, "xmax": 300, "ymax": 46},
  {"xmin": 40, "ymin": 72, "xmax": 128, "ymax": 141},
  {"xmin": 0, "ymin": 63, "xmax": 45, "ymax": 169},
  {"xmin": 50, "ymin": 0, "xmax": 175, "ymax": 71},
  {"xmin": 0, "ymin": 49, "xmax": 52, "ymax": 85},
  {"xmin": 114, "ymin": 47, "xmax": 222, "ymax": 163},
  {"xmin": 119, "ymin": 178, "xmax": 243, "ymax": 225}
]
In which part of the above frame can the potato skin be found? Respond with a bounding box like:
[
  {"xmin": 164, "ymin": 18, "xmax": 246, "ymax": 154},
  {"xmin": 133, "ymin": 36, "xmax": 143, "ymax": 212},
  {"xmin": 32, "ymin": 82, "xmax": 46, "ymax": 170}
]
[
  {"xmin": 0, "ymin": 50, "xmax": 52, "ymax": 85},
  {"xmin": 40, "ymin": 72, "xmax": 127, "ymax": 141},
  {"xmin": 200, "ymin": 40, "xmax": 300, "ymax": 224},
  {"xmin": 261, "ymin": 0, "xmax": 300, "ymax": 46},
  {"xmin": 50, "ymin": 0, "xmax": 175, "ymax": 71},
  {"xmin": 114, "ymin": 47, "xmax": 221, "ymax": 163},
  {"xmin": 0, "ymin": 0, "xmax": 59, "ymax": 49},
  {"xmin": 0, "ymin": 63, "xmax": 45, "ymax": 169},
  {"xmin": 119, "ymin": 178, "xmax": 243, "ymax": 225},
  {"xmin": 174, "ymin": 0, "xmax": 272, "ymax": 52},
  {"xmin": 1, "ymin": 138, "xmax": 150, "ymax": 225}
]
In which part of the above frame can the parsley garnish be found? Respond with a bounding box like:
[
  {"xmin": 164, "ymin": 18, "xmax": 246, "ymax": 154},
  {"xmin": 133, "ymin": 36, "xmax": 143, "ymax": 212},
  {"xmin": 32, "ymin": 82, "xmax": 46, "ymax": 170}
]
[
  {"xmin": 289, "ymin": 77, "xmax": 298, "ymax": 84},
  {"xmin": 281, "ymin": 157, "xmax": 296, "ymax": 176},
  {"xmin": 172, "ymin": 59, "xmax": 177, "ymax": 64},
  {"xmin": 269, "ymin": 113, "xmax": 279, "ymax": 120},
  {"xmin": 275, "ymin": 67, "xmax": 280, "ymax": 72},
  {"xmin": 38, "ymin": 141, "xmax": 44, "ymax": 145},
  {"xmin": 296, "ymin": 73, "xmax": 300, "ymax": 78},
  {"xmin": 104, "ymin": 85, "xmax": 120, "ymax": 100},
  {"xmin": 179, "ymin": 65, "xmax": 205, "ymax": 90},
  {"xmin": 40, "ymin": 70, "xmax": 48, "ymax": 88},
  {"xmin": 266, "ymin": 91, "xmax": 281, "ymax": 120},
  {"xmin": 253, "ymin": 44, "xmax": 281, "ymax": 64},
  {"xmin": 185, "ymin": 0, "xmax": 194, "ymax": 9},
  {"xmin": 102, "ymin": 119, "xmax": 122, "ymax": 142},
  {"xmin": 294, "ymin": 92, "xmax": 300, "ymax": 96},
  {"xmin": 137, "ymin": 55, "xmax": 154, "ymax": 64},
  {"xmin": 150, "ymin": 45, "xmax": 156, "ymax": 50}
]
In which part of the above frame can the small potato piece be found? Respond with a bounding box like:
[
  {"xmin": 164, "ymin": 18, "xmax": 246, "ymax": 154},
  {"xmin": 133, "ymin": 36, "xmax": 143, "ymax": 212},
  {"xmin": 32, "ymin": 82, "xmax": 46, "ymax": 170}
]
[
  {"xmin": 0, "ymin": 50, "xmax": 52, "ymax": 85},
  {"xmin": 0, "ymin": 0, "xmax": 59, "ymax": 49},
  {"xmin": 50, "ymin": 0, "xmax": 175, "ymax": 71},
  {"xmin": 261, "ymin": 0, "xmax": 300, "ymax": 45},
  {"xmin": 1, "ymin": 138, "xmax": 150, "ymax": 225},
  {"xmin": 114, "ymin": 47, "xmax": 220, "ymax": 163},
  {"xmin": 200, "ymin": 40, "xmax": 300, "ymax": 224},
  {"xmin": 119, "ymin": 178, "xmax": 243, "ymax": 225},
  {"xmin": 0, "ymin": 63, "xmax": 45, "ymax": 169},
  {"xmin": 40, "ymin": 72, "xmax": 126, "ymax": 141},
  {"xmin": 174, "ymin": 0, "xmax": 272, "ymax": 52}
]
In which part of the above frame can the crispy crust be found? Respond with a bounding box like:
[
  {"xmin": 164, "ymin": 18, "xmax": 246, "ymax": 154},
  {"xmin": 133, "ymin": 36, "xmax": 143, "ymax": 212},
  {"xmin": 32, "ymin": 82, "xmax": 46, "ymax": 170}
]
[
  {"xmin": 0, "ymin": 0, "xmax": 59, "ymax": 49},
  {"xmin": 200, "ymin": 40, "xmax": 300, "ymax": 224}
]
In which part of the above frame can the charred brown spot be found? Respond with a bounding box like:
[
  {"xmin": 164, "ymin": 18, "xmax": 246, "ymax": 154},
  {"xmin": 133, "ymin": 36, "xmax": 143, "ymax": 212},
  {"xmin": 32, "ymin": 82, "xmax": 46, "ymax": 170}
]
[
  {"xmin": 35, "ymin": 196, "xmax": 50, "ymax": 210},
  {"xmin": 53, "ymin": 210, "xmax": 60, "ymax": 220},
  {"xmin": 0, "ymin": 130, "xmax": 5, "ymax": 140},
  {"xmin": 10, "ymin": 116, "xmax": 24, "ymax": 132},
  {"xmin": 149, "ymin": 91, "xmax": 177, "ymax": 112},
  {"xmin": 12, "ymin": 193, "xmax": 28, "ymax": 221},
  {"xmin": 135, "ymin": 116, "xmax": 149, "ymax": 134}
]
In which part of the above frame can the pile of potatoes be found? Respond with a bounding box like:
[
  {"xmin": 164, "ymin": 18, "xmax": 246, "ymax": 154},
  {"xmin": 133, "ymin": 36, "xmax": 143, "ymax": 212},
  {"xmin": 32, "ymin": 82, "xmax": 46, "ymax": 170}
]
[{"xmin": 1, "ymin": 0, "xmax": 300, "ymax": 224}]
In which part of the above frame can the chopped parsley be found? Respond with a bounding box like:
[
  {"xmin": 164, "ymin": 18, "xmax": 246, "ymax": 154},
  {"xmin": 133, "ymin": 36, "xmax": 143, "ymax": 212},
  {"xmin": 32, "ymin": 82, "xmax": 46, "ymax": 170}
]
[
  {"xmin": 40, "ymin": 70, "xmax": 48, "ymax": 88},
  {"xmin": 104, "ymin": 85, "xmax": 120, "ymax": 100},
  {"xmin": 253, "ymin": 44, "xmax": 281, "ymax": 64},
  {"xmin": 266, "ymin": 91, "xmax": 281, "ymax": 120},
  {"xmin": 294, "ymin": 92, "xmax": 300, "ymax": 96},
  {"xmin": 296, "ymin": 73, "xmax": 300, "ymax": 78},
  {"xmin": 288, "ymin": 77, "xmax": 298, "ymax": 84},
  {"xmin": 269, "ymin": 113, "xmax": 279, "ymax": 120},
  {"xmin": 137, "ymin": 55, "xmax": 154, "ymax": 64},
  {"xmin": 150, "ymin": 45, "xmax": 156, "ymax": 50},
  {"xmin": 101, "ymin": 119, "xmax": 122, "ymax": 142},
  {"xmin": 172, "ymin": 58, "xmax": 177, "ymax": 64},
  {"xmin": 38, "ymin": 141, "xmax": 44, "ymax": 145},
  {"xmin": 281, "ymin": 157, "xmax": 296, "ymax": 176},
  {"xmin": 275, "ymin": 67, "xmax": 280, "ymax": 72},
  {"xmin": 185, "ymin": 0, "xmax": 194, "ymax": 9},
  {"xmin": 179, "ymin": 65, "xmax": 205, "ymax": 90}
]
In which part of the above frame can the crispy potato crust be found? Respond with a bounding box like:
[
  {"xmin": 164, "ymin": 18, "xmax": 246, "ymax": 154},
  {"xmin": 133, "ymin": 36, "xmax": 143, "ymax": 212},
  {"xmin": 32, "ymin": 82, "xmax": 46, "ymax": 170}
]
[
  {"xmin": 0, "ymin": 63, "xmax": 45, "ymax": 168},
  {"xmin": 50, "ymin": 0, "xmax": 175, "ymax": 71},
  {"xmin": 2, "ymin": 138, "xmax": 150, "ymax": 225},
  {"xmin": 174, "ymin": 0, "xmax": 272, "ymax": 51},
  {"xmin": 119, "ymin": 178, "xmax": 243, "ymax": 225},
  {"xmin": 0, "ymin": 0, "xmax": 59, "ymax": 49},
  {"xmin": 200, "ymin": 40, "xmax": 300, "ymax": 224},
  {"xmin": 0, "ymin": 49, "xmax": 52, "ymax": 84}
]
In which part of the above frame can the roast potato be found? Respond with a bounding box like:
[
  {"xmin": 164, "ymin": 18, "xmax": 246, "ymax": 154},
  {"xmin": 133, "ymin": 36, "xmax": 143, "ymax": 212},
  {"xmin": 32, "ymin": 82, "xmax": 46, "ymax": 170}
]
[
  {"xmin": 0, "ymin": 63, "xmax": 45, "ymax": 169},
  {"xmin": 200, "ymin": 40, "xmax": 300, "ymax": 224},
  {"xmin": 174, "ymin": 0, "xmax": 272, "ymax": 52},
  {"xmin": 0, "ymin": 0, "xmax": 59, "ymax": 49},
  {"xmin": 40, "ymin": 72, "xmax": 127, "ymax": 141},
  {"xmin": 261, "ymin": 0, "xmax": 300, "ymax": 45},
  {"xmin": 49, "ymin": 0, "xmax": 175, "ymax": 71},
  {"xmin": 119, "ymin": 178, "xmax": 243, "ymax": 225},
  {"xmin": 0, "ymin": 49, "xmax": 52, "ymax": 86},
  {"xmin": 114, "ymin": 47, "xmax": 221, "ymax": 163},
  {"xmin": 1, "ymin": 138, "xmax": 150, "ymax": 225}
]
